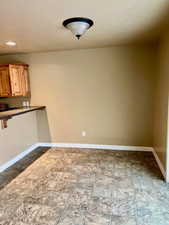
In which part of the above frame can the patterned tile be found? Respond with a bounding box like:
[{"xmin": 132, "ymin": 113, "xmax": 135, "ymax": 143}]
[{"xmin": 0, "ymin": 148, "xmax": 168, "ymax": 225}]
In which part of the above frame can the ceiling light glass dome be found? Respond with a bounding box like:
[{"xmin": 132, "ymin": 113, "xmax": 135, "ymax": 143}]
[{"xmin": 63, "ymin": 17, "xmax": 94, "ymax": 39}]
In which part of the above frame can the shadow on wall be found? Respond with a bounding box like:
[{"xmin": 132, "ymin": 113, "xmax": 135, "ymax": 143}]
[
  {"xmin": 36, "ymin": 109, "xmax": 51, "ymax": 143},
  {"xmin": 127, "ymin": 4, "xmax": 169, "ymax": 43}
]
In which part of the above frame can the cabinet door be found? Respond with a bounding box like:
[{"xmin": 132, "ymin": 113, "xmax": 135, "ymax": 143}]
[
  {"xmin": 21, "ymin": 66, "xmax": 30, "ymax": 97},
  {"xmin": 9, "ymin": 65, "xmax": 23, "ymax": 96},
  {"xmin": 0, "ymin": 67, "xmax": 11, "ymax": 97}
]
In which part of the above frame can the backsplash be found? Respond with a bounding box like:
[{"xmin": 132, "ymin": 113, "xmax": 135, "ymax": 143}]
[{"xmin": 0, "ymin": 97, "xmax": 31, "ymax": 108}]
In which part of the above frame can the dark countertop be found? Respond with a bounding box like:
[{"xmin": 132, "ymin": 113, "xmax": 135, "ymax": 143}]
[{"xmin": 0, "ymin": 106, "xmax": 46, "ymax": 120}]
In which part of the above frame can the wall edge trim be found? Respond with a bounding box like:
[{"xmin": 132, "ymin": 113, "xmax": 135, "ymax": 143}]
[
  {"xmin": 38, "ymin": 142, "xmax": 153, "ymax": 151},
  {"xmin": 152, "ymin": 148, "xmax": 166, "ymax": 180}
]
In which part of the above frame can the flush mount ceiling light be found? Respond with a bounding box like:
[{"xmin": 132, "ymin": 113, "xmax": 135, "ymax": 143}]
[
  {"xmin": 5, "ymin": 41, "xmax": 16, "ymax": 46},
  {"xmin": 63, "ymin": 17, "xmax": 94, "ymax": 40}
]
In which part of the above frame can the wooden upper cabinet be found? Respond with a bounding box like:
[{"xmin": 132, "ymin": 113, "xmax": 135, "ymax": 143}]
[
  {"xmin": 0, "ymin": 64, "xmax": 30, "ymax": 97},
  {"xmin": 0, "ymin": 66, "xmax": 11, "ymax": 97}
]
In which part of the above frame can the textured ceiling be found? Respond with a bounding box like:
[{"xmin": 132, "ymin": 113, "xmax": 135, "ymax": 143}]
[{"xmin": 0, "ymin": 0, "xmax": 169, "ymax": 54}]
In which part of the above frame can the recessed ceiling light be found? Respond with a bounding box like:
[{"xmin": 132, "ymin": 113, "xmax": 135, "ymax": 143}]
[{"xmin": 5, "ymin": 41, "xmax": 16, "ymax": 46}]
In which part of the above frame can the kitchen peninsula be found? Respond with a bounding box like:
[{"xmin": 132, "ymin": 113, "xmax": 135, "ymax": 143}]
[{"xmin": 0, "ymin": 106, "xmax": 45, "ymax": 120}]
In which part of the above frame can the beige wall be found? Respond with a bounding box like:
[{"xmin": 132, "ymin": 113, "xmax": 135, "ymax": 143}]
[
  {"xmin": 0, "ymin": 109, "xmax": 50, "ymax": 168},
  {"xmin": 0, "ymin": 46, "xmax": 156, "ymax": 146},
  {"xmin": 0, "ymin": 112, "xmax": 38, "ymax": 166},
  {"xmin": 154, "ymin": 36, "xmax": 169, "ymax": 173}
]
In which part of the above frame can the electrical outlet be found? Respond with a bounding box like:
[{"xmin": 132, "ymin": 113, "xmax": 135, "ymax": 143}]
[{"xmin": 82, "ymin": 131, "xmax": 86, "ymax": 136}]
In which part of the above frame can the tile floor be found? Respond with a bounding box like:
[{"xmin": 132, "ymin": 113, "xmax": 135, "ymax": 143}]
[
  {"xmin": 0, "ymin": 147, "xmax": 168, "ymax": 225},
  {"xmin": 0, "ymin": 147, "xmax": 50, "ymax": 190}
]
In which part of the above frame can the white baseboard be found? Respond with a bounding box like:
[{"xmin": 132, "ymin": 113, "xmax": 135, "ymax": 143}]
[
  {"xmin": 152, "ymin": 148, "xmax": 166, "ymax": 179},
  {"xmin": 0, "ymin": 143, "xmax": 39, "ymax": 173},
  {"xmin": 0, "ymin": 142, "xmax": 166, "ymax": 181},
  {"xmin": 38, "ymin": 142, "xmax": 153, "ymax": 152}
]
